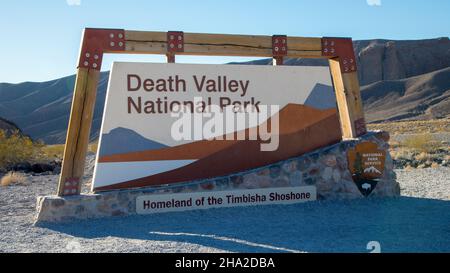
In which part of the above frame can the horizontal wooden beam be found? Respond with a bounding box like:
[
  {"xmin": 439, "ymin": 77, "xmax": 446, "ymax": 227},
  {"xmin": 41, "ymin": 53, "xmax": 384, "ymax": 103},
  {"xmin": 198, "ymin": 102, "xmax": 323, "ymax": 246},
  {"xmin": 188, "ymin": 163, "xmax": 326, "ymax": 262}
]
[{"xmin": 122, "ymin": 30, "xmax": 323, "ymax": 58}]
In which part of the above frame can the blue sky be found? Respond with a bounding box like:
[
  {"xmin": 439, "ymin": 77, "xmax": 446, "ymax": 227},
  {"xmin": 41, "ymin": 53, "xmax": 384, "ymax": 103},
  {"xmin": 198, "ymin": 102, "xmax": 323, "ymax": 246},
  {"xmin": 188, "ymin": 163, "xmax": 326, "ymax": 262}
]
[{"xmin": 0, "ymin": 0, "xmax": 449, "ymax": 83}]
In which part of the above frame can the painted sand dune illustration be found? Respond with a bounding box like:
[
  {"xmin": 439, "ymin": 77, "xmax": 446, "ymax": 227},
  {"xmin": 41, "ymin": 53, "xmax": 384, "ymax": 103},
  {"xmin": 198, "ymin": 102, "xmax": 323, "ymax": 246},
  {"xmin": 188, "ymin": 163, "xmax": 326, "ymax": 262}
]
[{"xmin": 95, "ymin": 104, "xmax": 342, "ymax": 191}]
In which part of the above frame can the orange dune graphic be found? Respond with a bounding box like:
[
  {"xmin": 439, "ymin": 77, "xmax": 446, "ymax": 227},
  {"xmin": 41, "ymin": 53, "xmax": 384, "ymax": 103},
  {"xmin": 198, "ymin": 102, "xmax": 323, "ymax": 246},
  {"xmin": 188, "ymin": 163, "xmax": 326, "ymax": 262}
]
[{"xmin": 95, "ymin": 104, "xmax": 342, "ymax": 191}]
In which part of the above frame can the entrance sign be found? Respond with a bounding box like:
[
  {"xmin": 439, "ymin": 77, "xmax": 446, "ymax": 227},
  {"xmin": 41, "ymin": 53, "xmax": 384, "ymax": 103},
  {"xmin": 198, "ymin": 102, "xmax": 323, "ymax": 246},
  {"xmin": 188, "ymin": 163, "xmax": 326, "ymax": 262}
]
[
  {"xmin": 57, "ymin": 29, "xmax": 367, "ymax": 197},
  {"xmin": 93, "ymin": 63, "xmax": 340, "ymax": 191},
  {"xmin": 33, "ymin": 29, "xmax": 397, "ymax": 224},
  {"xmin": 347, "ymin": 142, "xmax": 386, "ymax": 196},
  {"xmin": 136, "ymin": 186, "xmax": 316, "ymax": 214}
]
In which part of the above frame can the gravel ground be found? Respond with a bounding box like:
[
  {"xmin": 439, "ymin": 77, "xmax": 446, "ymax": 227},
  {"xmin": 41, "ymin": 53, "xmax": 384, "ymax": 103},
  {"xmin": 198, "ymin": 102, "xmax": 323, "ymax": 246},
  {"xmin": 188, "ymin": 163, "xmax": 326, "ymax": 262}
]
[{"xmin": 0, "ymin": 167, "xmax": 449, "ymax": 253}]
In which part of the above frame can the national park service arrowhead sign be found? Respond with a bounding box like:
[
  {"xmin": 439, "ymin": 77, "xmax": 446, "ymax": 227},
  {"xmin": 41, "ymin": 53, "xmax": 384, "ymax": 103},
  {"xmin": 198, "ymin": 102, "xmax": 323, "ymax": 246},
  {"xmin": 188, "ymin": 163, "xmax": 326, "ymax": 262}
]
[{"xmin": 347, "ymin": 142, "xmax": 386, "ymax": 197}]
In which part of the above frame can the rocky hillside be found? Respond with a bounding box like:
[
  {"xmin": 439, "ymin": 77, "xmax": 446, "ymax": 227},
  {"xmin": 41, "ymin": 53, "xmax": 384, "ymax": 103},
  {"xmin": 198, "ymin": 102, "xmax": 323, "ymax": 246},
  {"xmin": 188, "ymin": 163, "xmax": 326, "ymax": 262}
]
[
  {"xmin": 242, "ymin": 37, "xmax": 450, "ymax": 86},
  {"xmin": 0, "ymin": 117, "xmax": 21, "ymax": 134},
  {"xmin": 361, "ymin": 67, "xmax": 450, "ymax": 123},
  {"xmin": 0, "ymin": 72, "xmax": 109, "ymax": 144},
  {"xmin": 354, "ymin": 38, "xmax": 450, "ymax": 86},
  {"xmin": 0, "ymin": 38, "xmax": 449, "ymax": 144}
]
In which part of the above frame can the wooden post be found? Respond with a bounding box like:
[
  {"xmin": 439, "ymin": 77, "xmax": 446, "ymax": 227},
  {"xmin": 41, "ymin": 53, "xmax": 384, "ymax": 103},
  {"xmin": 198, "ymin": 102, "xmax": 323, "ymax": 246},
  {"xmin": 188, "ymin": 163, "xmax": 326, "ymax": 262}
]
[
  {"xmin": 329, "ymin": 59, "xmax": 366, "ymax": 139},
  {"xmin": 322, "ymin": 37, "xmax": 366, "ymax": 139},
  {"xmin": 57, "ymin": 28, "xmax": 125, "ymax": 196},
  {"xmin": 57, "ymin": 68, "xmax": 100, "ymax": 196}
]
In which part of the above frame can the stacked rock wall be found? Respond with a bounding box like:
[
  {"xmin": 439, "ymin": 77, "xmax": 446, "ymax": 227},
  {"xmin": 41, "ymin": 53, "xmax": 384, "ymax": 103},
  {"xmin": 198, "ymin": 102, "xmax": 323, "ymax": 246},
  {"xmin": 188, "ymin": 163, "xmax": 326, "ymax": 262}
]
[{"xmin": 35, "ymin": 131, "xmax": 399, "ymax": 223}]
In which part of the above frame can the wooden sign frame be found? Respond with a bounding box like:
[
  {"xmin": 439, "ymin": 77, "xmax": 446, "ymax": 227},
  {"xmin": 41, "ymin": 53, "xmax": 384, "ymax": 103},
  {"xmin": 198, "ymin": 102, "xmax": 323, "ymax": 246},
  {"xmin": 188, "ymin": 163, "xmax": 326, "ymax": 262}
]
[{"xmin": 57, "ymin": 28, "xmax": 366, "ymax": 196}]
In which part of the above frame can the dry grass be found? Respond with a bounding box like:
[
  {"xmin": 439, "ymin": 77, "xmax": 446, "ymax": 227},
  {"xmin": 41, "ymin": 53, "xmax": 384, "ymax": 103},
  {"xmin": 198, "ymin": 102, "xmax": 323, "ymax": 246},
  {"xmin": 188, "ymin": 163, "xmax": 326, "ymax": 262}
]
[
  {"xmin": 88, "ymin": 141, "xmax": 98, "ymax": 155},
  {"xmin": 415, "ymin": 152, "xmax": 431, "ymax": 161},
  {"xmin": 368, "ymin": 118, "xmax": 450, "ymax": 135},
  {"xmin": 1, "ymin": 172, "xmax": 27, "ymax": 187},
  {"xmin": 0, "ymin": 129, "xmax": 98, "ymax": 172},
  {"xmin": 41, "ymin": 144, "xmax": 65, "ymax": 159},
  {"xmin": 369, "ymin": 119, "xmax": 449, "ymax": 168},
  {"xmin": 390, "ymin": 148, "xmax": 414, "ymax": 159},
  {"xmin": 402, "ymin": 134, "xmax": 440, "ymax": 152},
  {"xmin": 431, "ymin": 162, "xmax": 440, "ymax": 168},
  {"xmin": 41, "ymin": 142, "xmax": 99, "ymax": 160}
]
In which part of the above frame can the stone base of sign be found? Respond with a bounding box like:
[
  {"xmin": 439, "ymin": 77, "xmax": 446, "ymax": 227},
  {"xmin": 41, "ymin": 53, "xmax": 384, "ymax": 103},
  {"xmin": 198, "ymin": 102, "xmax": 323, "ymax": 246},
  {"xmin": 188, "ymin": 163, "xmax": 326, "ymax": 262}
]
[{"xmin": 35, "ymin": 131, "xmax": 400, "ymax": 224}]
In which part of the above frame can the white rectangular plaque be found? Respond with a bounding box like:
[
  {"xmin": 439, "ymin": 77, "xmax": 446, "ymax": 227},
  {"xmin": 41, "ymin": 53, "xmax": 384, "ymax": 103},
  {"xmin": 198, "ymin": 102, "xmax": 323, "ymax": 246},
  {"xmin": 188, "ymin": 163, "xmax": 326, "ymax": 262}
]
[
  {"xmin": 93, "ymin": 62, "xmax": 339, "ymax": 191},
  {"xmin": 136, "ymin": 186, "xmax": 317, "ymax": 214}
]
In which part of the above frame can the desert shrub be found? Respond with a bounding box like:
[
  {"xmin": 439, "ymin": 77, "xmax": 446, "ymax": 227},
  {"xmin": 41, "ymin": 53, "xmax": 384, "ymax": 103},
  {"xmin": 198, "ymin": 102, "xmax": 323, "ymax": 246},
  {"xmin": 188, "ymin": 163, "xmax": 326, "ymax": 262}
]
[
  {"xmin": 0, "ymin": 172, "xmax": 27, "ymax": 186},
  {"xmin": 0, "ymin": 130, "xmax": 43, "ymax": 171},
  {"xmin": 390, "ymin": 148, "xmax": 414, "ymax": 160},
  {"xmin": 41, "ymin": 142, "xmax": 98, "ymax": 160},
  {"xmin": 401, "ymin": 133, "xmax": 439, "ymax": 152},
  {"xmin": 415, "ymin": 151, "xmax": 431, "ymax": 161},
  {"xmin": 88, "ymin": 141, "xmax": 99, "ymax": 154}
]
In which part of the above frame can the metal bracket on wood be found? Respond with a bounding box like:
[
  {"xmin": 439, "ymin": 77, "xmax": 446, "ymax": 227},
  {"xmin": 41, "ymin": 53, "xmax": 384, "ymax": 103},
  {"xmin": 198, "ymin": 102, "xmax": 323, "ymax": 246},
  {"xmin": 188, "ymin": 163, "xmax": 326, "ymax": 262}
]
[
  {"xmin": 167, "ymin": 31, "xmax": 184, "ymax": 63},
  {"xmin": 61, "ymin": 177, "xmax": 81, "ymax": 196},
  {"xmin": 272, "ymin": 35, "xmax": 287, "ymax": 65},
  {"xmin": 78, "ymin": 28, "xmax": 126, "ymax": 70},
  {"xmin": 322, "ymin": 37, "xmax": 357, "ymax": 73}
]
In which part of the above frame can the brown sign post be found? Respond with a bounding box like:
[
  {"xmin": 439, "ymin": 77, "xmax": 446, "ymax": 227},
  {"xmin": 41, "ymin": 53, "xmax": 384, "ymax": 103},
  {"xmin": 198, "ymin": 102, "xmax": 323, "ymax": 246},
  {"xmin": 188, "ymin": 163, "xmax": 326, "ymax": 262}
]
[{"xmin": 57, "ymin": 28, "xmax": 367, "ymax": 196}]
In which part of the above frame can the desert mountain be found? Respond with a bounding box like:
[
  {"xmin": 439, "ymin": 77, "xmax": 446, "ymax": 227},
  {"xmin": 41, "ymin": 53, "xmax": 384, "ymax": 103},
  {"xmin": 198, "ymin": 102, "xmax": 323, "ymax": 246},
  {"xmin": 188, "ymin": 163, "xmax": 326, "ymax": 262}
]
[
  {"xmin": 0, "ymin": 38, "xmax": 449, "ymax": 144},
  {"xmin": 361, "ymin": 67, "xmax": 450, "ymax": 122},
  {"xmin": 0, "ymin": 72, "xmax": 109, "ymax": 144},
  {"xmin": 240, "ymin": 37, "xmax": 450, "ymax": 86}
]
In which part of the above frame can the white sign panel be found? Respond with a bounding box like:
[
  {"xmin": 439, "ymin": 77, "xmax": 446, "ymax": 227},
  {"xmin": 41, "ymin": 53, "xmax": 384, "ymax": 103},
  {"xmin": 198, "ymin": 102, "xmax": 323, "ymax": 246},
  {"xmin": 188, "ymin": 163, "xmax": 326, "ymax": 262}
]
[
  {"xmin": 136, "ymin": 186, "xmax": 317, "ymax": 214},
  {"xmin": 93, "ymin": 62, "xmax": 340, "ymax": 192}
]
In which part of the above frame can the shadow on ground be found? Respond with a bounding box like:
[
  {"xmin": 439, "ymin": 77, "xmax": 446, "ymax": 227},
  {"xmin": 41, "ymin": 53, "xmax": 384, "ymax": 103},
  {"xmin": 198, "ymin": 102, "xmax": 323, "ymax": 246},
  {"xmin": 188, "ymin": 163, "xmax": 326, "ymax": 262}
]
[{"xmin": 41, "ymin": 197, "xmax": 450, "ymax": 253}]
